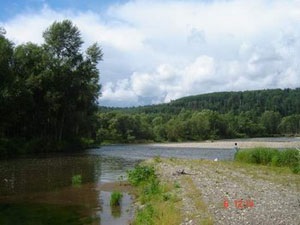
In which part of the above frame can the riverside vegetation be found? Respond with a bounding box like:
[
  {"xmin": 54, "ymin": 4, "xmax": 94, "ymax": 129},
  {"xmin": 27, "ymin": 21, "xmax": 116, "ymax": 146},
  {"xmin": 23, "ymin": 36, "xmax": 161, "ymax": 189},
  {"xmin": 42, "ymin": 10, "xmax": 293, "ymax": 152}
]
[
  {"xmin": 235, "ymin": 147, "xmax": 300, "ymax": 174},
  {"xmin": 127, "ymin": 164, "xmax": 181, "ymax": 225},
  {"xmin": 110, "ymin": 191, "xmax": 123, "ymax": 207},
  {"xmin": 96, "ymin": 89, "xmax": 300, "ymax": 144},
  {"xmin": 1, "ymin": 19, "xmax": 300, "ymax": 156}
]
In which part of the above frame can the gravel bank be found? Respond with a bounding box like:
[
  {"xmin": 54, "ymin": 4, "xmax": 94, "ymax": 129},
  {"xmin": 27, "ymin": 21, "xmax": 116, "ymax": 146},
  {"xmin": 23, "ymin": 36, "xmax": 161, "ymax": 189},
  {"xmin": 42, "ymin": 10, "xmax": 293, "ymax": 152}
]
[
  {"xmin": 155, "ymin": 159, "xmax": 300, "ymax": 225},
  {"xmin": 150, "ymin": 138, "xmax": 300, "ymax": 149}
]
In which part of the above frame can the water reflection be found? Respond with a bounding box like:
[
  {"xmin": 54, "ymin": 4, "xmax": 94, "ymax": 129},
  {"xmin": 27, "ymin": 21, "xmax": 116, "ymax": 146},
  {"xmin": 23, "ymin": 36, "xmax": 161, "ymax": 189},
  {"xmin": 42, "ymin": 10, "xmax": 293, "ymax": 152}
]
[
  {"xmin": 0, "ymin": 154, "xmax": 137, "ymax": 225},
  {"xmin": 0, "ymin": 144, "xmax": 234, "ymax": 224},
  {"xmin": 99, "ymin": 191, "xmax": 133, "ymax": 225}
]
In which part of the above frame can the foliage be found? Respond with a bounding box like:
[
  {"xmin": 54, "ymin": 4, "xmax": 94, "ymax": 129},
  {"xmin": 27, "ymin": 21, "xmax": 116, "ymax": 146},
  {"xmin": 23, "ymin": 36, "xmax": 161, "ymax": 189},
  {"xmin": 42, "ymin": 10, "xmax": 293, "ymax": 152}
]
[
  {"xmin": 235, "ymin": 148, "xmax": 300, "ymax": 174},
  {"xmin": 129, "ymin": 163, "xmax": 181, "ymax": 225},
  {"xmin": 153, "ymin": 155, "xmax": 162, "ymax": 163},
  {"xmin": 97, "ymin": 110, "xmax": 300, "ymax": 144},
  {"xmin": 103, "ymin": 88, "xmax": 300, "ymax": 115},
  {"xmin": 127, "ymin": 165, "xmax": 156, "ymax": 186},
  {"xmin": 0, "ymin": 20, "xmax": 102, "ymax": 156},
  {"xmin": 71, "ymin": 174, "xmax": 82, "ymax": 186},
  {"xmin": 110, "ymin": 191, "xmax": 123, "ymax": 207},
  {"xmin": 98, "ymin": 88, "xmax": 300, "ymax": 143},
  {"xmin": 134, "ymin": 204, "xmax": 155, "ymax": 225}
]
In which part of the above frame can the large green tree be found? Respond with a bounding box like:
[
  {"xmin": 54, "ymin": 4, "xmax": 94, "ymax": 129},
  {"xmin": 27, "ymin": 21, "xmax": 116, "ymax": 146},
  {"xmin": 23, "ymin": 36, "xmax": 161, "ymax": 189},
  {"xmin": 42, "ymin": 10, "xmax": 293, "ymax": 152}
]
[
  {"xmin": 0, "ymin": 31, "xmax": 14, "ymax": 138},
  {"xmin": 0, "ymin": 20, "xmax": 102, "ymax": 154},
  {"xmin": 41, "ymin": 20, "xmax": 102, "ymax": 142}
]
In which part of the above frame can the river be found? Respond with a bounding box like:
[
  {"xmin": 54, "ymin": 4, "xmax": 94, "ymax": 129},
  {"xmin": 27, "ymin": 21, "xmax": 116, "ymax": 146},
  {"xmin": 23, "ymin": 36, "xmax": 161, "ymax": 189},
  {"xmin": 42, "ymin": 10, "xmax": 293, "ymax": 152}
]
[{"xmin": 0, "ymin": 138, "xmax": 297, "ymax": 224}]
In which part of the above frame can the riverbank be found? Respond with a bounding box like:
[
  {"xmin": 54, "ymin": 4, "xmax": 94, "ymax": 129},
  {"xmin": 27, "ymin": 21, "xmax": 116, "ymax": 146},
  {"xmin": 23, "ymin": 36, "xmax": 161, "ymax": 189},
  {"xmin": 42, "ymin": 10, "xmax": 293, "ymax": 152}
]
[
  {"xmin": 151, "ymin": 158, "xmax": 300, "ymax": 225},
  {"xmin": 149, "ymin": 137, "xmax": 300, "ymax": 149}
]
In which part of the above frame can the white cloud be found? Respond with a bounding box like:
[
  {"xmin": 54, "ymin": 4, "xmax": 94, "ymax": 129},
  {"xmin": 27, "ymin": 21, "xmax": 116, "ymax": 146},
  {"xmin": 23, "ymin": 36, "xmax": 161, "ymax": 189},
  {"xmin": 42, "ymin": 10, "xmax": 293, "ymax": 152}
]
[
  {"xmin": 101, "ymin": 80, "xmax": 138, "ymax": 106},
  {"xmin": 1, "ymin": 0, "xmax": 300, "ymax": 107}
]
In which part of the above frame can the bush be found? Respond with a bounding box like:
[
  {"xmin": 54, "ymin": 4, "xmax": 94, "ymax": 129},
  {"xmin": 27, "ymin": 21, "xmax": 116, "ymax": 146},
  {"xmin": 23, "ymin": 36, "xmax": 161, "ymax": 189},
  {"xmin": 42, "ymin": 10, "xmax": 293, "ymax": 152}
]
[{"xmin": 127, "ymin": 165, "xmax": 156, "ymax": 186}]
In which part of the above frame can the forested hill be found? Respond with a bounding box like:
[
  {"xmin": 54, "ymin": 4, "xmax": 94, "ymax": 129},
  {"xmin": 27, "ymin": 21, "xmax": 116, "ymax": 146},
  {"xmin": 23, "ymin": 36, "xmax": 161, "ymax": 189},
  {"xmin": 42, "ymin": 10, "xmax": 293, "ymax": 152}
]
[{"xmin": 102, "ymin": 88, "xmax": 300, "ymax": 116}]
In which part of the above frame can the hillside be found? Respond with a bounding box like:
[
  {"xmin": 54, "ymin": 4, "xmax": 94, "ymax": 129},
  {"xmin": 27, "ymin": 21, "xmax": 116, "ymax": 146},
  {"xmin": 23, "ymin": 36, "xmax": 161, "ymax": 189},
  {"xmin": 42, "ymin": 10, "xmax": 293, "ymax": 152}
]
[
  {"xmin": 97, "ymin": 88, "xmax": 300, "ymax": 143},
  {"xmin": 101, "ymin": 88, "xmax": 300, "ymax": 116}
]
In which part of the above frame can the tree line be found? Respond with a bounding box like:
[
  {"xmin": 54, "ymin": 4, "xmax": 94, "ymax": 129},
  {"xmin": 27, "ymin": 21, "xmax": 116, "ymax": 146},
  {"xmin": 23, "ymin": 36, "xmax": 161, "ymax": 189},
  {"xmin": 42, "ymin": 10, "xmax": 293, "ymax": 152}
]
[
  {"xmin": 0, "ymin": 20, "xmax": 102, "ymax": 156},
  {"xmin": 97, "ymin": 88, "xmax": 300, "ymax": 143},
  {"xmin": 103, "ymin": 88, "xmax": 300, "ymax": 116},
  {"xmin": 1, "ymin": 19, "xmax": 299, "ymax": 155}
]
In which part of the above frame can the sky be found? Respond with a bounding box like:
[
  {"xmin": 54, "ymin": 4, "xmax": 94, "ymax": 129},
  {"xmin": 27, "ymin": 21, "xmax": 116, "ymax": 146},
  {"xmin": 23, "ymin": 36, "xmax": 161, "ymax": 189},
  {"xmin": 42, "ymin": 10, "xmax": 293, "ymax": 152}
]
[{"xmin": 1, "ymin": 0, "xmax": 300, "ymax": 107}]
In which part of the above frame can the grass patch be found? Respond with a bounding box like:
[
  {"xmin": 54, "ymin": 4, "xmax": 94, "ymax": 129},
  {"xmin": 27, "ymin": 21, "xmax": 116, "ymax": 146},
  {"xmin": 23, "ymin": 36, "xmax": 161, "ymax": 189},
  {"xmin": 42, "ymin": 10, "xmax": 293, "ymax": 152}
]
[
  {"xmin": 183, "ymin": 176, "xmax": 214, "ymax": 225},
  {"xmin": 110, "ymin": 191, "xmax": 123, "ymax": 207},
  {"xmin": 127, "ymin": 164, "xmax": 181, "ymax": 225},
  {"xmin": 71, "ymin": 175, "xmax": 82, "ymax": 186},
  {"xmin": 235, "ymin": 147, "xmax": 300, "ymax": 174},
  {"xmin": 127, "ymin": 164, "xmax": 156, "ymax": 186}
]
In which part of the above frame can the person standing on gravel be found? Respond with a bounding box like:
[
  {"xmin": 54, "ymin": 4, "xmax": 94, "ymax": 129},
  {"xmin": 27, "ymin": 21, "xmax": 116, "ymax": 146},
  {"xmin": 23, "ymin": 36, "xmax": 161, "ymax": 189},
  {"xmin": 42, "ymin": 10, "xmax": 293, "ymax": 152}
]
[
  {"xmin": 234, "ymin": 143, "xmax": 239, "ymax": 152},
  {"xmin": 233, "ymin": 142, "xmax": 239, "ymax": 159}
]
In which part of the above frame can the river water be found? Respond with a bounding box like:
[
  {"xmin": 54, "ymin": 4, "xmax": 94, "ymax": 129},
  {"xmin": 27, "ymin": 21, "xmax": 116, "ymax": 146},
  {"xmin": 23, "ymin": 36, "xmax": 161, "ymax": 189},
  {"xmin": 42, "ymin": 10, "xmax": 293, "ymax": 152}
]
[{"xmin": 1, "ymin": 139, "xmax": 296, "ymax": 224}]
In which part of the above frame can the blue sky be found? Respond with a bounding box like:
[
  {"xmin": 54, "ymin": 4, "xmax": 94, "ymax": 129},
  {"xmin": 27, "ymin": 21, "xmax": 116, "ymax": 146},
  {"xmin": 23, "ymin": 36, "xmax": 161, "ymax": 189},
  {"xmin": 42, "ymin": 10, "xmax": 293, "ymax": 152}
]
[
  {"xmin": 0, "ymin": 0, "xmax": 124, "ymax": 20},
  {"xmin": 1, "ymin": 0, "xmax": 300, "ymax": 107}
]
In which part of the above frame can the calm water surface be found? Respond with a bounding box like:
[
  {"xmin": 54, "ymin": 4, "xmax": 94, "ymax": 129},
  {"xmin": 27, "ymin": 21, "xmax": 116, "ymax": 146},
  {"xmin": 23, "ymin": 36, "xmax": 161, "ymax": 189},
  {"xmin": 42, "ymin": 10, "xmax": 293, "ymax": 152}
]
[{"xmin": 2, "ymin": 138, "xmax": 295, "ymax": 224}]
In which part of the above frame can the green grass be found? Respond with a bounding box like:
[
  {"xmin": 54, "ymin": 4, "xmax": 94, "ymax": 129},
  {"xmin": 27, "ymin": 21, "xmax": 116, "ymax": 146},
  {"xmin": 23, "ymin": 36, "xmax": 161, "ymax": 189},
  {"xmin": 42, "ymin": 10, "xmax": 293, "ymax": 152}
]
[
  {"xmin": 235, "ymin": 147, "xmax": 300, "ymax": 174},
  {"xmin": 127, "ymin": 164, "xmax": 156, "ymax": 186},
  {"xmin": 110, "ymin": 191, "xmax": 123, "ymax": 207},
  {"xmin": 127, "ymin": 164, "xmax": 181, "ymax": 225},
  {"xmin": 183, "ymin": 176, "xmax": 214, "ymax": 225},
  {"xmin": 71, "ymin": 175, "xmax": 82, "ymax": 186}
]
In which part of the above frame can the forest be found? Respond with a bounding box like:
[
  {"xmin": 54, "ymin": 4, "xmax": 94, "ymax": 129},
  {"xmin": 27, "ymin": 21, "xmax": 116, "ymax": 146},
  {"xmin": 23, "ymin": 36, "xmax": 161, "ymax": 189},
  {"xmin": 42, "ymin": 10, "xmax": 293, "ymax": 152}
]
[
  {"xmin": 97, "ymin": 88, "xmax": 300, "ymax": 143},
  {"xmin": 1, "ymin": 20, "xmax": 300, "ymax": 156},
  {"xmin": 0, "ymin": 20, "xmax": 102, "ymax": 156}
]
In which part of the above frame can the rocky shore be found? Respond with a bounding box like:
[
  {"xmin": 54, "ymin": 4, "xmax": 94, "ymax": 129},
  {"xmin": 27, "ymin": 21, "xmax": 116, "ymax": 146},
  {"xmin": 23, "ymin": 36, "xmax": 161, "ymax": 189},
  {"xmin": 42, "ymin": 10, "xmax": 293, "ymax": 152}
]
[{"xmin": 155, "ymin": 158, "xmax": 300, "ymax": 225}]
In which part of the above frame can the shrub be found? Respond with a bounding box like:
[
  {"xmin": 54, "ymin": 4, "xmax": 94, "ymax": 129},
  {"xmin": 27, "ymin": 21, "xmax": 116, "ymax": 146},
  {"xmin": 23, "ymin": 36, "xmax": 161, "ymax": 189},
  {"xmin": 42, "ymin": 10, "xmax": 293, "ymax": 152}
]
[{"xmin": 127, "ymin": 165, "xmax": 156, "ymax": 186}]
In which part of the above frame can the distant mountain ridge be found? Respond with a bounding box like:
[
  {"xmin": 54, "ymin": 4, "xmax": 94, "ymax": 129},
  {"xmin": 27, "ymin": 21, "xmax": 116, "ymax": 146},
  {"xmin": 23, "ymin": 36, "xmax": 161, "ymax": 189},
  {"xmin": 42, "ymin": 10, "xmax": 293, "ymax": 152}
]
[{"xmin": 101, "ymin": 88, "xmax": 300, "ymax": 116}]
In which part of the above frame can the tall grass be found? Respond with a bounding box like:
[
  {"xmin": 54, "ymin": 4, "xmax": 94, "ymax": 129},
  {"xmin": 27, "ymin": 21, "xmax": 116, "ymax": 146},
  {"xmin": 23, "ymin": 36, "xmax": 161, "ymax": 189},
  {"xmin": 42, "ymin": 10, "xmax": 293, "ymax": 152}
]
[
  {"xmin": 127, "ymin": 165, "xmax": 181, "ymax": 225},
  {"xmin": 235, "ymin": 147, "xmax": 300, "ymax": 174},
  {"xmin": 110, "ymin": 191, "xmax": 123, "ymax": 207}
]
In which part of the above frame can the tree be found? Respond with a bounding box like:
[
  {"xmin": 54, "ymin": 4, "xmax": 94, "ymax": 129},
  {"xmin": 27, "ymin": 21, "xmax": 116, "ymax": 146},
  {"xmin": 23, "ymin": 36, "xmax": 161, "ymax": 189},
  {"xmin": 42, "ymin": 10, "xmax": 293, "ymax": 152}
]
[
  {"xmin": 42, "ymin": 20, "xmax": 102, "ymax": 142},
  {"xmin": 260, "ymin": 111, "xmax": 281, "ymax": 135},
  {"xmin": 0, "ymin": 34, "xmax": 14, "ymax": 137},
  {"xmin": 0, "ymin": 20, "xmax": 103, "ymax": 155},
  {"xmin": 279, "ymin": 115, "xmax": 300, "ymax": 134}
]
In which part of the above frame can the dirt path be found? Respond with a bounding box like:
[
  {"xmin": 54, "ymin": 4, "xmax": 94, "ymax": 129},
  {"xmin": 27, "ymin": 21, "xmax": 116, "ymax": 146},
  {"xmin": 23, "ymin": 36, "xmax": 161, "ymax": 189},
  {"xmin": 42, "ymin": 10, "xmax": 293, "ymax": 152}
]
[{"xmin": 155, "ymin": 159, "xmax": 300, "ymax": 225}]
